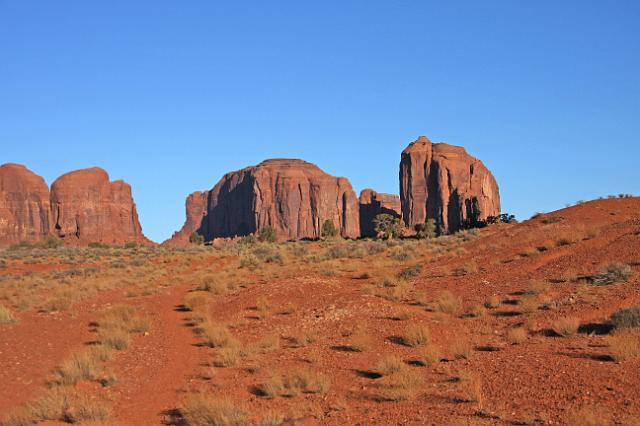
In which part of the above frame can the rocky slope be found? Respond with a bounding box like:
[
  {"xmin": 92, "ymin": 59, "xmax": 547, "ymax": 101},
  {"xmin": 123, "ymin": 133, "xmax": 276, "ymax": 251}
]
[
  {"xmin": 358, "ymin": 189, "xmax": 401, "ymax": 237},
  {"xmin": 400, "ymin": 136, "xmax": 500, "ymax": 233},
  {"xmin": 168, "ymin": 159, "xmax": 360, "ymax": 243}
]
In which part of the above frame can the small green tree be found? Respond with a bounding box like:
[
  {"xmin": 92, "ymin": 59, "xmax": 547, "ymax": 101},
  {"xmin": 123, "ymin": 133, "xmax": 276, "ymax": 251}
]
[
  {"xmin": 258, "ymin": 226, "xmax": 277, "ymax": 243},
  {"xmin": 189, "ymin": 232, "xmax": 204, "ymax": 245},
  {"xmin": 373, "ymin": 214, "xmax": 402, "ymax": 240},
  {"xmin": 415, "ymin": 219, "xmax": 436, "ymax": 239},
  {"xmin": 321, "ymin": 219, "xmax": 338, "ymax": 238}
]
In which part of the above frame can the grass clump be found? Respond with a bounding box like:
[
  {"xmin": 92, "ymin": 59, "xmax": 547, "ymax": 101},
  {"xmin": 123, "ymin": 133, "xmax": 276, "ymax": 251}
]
[
  {"xmin": 552, "ymin": 316, "xmax": 580, "ymax": 337},
  {"xmin": 451, "ymin": 338, "xmax": 472, "ymax": 360},
  {"xmin": 198, "ymin": 322, "xmax": 237, "ymax": 348},
  {"xmin": 262, "ymin": 368, "xmax": 329, "ymax": 397},
  {"xmin": 50, "ymin": 351, "xmax": 101, "ymax": 386},
  {"xmin": 506, "ymin": 327, "xmax": 528, "ymax": 345},
  {"xmin": 417, "ymin": 346, "xmax": 441, "ymax": 366},
  {"xmin": 607, "ymin": 330, "xmax": 640, "ymax": 361},
  {"xmin": 400, "ymin": 325, "xmax": 430, "ymax": 347},
  {"xmin": 610, "ymin": 306, "xmax": 640, "ymax": 330},
  {"xmin": 0, "ymin": 304, "xmax": 16, "ymax": 324},
  {"xmin": 434, "ymin": 291, "xmax": 461, "ymax": 315},
  {"xmin": 377, "ymin": 356, "xmax": 404, "ymax": 376},
  {"xmin": 590, "ymin": 262, "xmax": 633, "ymax": 285},
  {"xmin": 181, "ymin": 393, "xmax": 246, "ymax": 426}
]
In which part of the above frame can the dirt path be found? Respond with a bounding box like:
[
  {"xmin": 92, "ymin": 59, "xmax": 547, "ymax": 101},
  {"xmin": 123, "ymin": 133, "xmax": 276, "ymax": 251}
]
[{"xmin": 105, "ymin": 282, "xmax": 208, "ymax": 425}]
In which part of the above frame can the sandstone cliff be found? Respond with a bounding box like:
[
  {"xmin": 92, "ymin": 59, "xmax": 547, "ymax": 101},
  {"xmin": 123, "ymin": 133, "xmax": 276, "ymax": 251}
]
[
  {"xmin": 359, "ymin": 189, "xmax": 401, "ymax": 237},
  {"xmin": 399, "ymin": 136, "xmax": 500, "ymax": 234}
]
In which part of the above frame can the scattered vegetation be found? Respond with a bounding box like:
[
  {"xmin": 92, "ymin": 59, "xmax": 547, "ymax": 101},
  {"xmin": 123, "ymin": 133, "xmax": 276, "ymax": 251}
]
[
  {"xmin": 552, "ymin": 317, "xmax": 580, "ymax": 337},
  {"xmin": 181, "ymin": 393, "xmax": 246, "ymax": 426},
  {"xmin": 610, "ymin": 306, "xmax": 640, "ymax": 330}
]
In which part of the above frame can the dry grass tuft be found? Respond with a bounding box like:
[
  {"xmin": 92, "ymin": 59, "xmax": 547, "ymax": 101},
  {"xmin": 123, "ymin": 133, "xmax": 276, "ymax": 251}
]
[
  {"xmin": 290, "ymin": 329, "xmax": 318, "ymax": 347},
  {"xmin": 526, "ymin": 280, "xmax": 551, "ymax": 295},
  {"xmin": 506, "ymin": 327, "xmax": 528, "ymax": 345},
  {"xmin": 400, "ymin": 325, "xmax": 430, "ymax": 347},
  {"xmin": 0, "ymin": 304, "xmax": 16, "ymax": 324},
  {"xmin": 50, "ymin": 350, "xmax": 101, "ymax": 386},
  {"xmin": 377, "ymin": 356, "xmax": 404, "ymax": 376},
  {"xmin": 434, "ymin": 291, "xmax": 461, "ymax": 315},
  {"xmin": 566, "ymin": 406, "xmax": 612, "ymax": 426},
  {"xmin": 262, "ymin": 368, "xmax": 329, "ymax": 397},
  {"xmin": 607, "ymin": 330, "xmax": 640, "ymax": 361},
  {"xmin": 454, "ymin": 370, "xmax": 484, "ymax": 405},
  {"xmin": 467, "ymin": 304, "xmax": 486, "ymax": 318},
  {"xmin": 380, "ymin": 369, "xmax": 423, "ymax": 402},
  {"xmin": 181, "ymin": 393, "xmax": 246, "ymax": 426},
  {"xmin": 519, "ymin": 296, "xmax": 541, "ymax": 314},
  {"xmin": 212, "ymin": 347, "xmax": 243, "ymax": 367},
  {"xmin": 350, "ymin": 328, "xmax": 373, "ymax": 352},
  {"xmin": 198, "ymin": 322, "xmax": 237, "ymax": 348},
  {"xmin": 417, "ymin": 346, "xmax": 442, "ymax": 366},
  {"xmin": 484, "ymin": 296, "xmax": 501, "ymax": 309},
  {"xmin": 184, "ymin": 293, "xmax": 209, "ymax": 312},
  {"xmin": 451, "ymin": 338, "xmax": 472, "ymax": 360},
  {"xmin": 552, "ymin": 316, "xmax": 580, "ymax": 337}
]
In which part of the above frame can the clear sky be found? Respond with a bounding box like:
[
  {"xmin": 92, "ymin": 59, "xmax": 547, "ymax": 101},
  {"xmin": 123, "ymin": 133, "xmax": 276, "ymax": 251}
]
[{"xmin": 2, "ymin": 1, "xmax": 638, "ymax": 242}]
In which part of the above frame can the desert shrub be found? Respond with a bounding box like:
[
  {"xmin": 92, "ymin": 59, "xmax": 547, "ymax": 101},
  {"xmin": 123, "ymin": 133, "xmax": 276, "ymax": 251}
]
[
  {"xmin": 65, "ymin": 392, "xmax": 110, "ymax": 422},
  {"xmin": 374, "ymin": 214, "xmax": 402, "ymax": 240},
  {"xmin": 258, "ymin": 226, "xmax": 277, "ymax": 243},
  {"xmin": 377, "ymin": 356, "xmax": 404, "ymax": 376},
  {"xmin": 607, "ymin": 330, "xmax": 640, "ymax": 361},
  {"xmin": 453, "ymin": 261, "xmax": 478, "ymax": 276},
  {"xmin": 0, "ymin": 305, "xmax": 16, "ymax": 324},
  {"xmin": 417, "ymin": 346, "xmax": 441, "ymax": 366},
  {"xmin": 397, "ymin": 265, "xmax": 422, "ymax": 280},
  {"xmin": 181, "ymin": 394, "xmax": 246, "ymax": 426},
  {"xmin": 467, "ymin": 304, "xmax": 486, "ymax": 318},
  {"xmin": 380, "ymin": 369, "xmax": 423, "ymax": 401},
  {"xmin": 42, "ymin": 295, "xmax": 72, "ymax": 312},
  {"xmin": 350, "ymin": 328, "xmax": 372, "ymax": 352},
  {"xmin": 189, "ymin": 232, "xmax": 205, "ymax": 245},
  {"xmin": 5, "ymin": 389, "xmax": 109, "ymax": 425},
  {"xmin": 434, "ymin": 291, "xmax": 461, "ymax": 314},
  {"xmin": 325, "ymin": 243, "xmax": 350, "ymax": 259},
  {"xmin": 401, "ymin": 325, "xmax": 430, "ymax": 347},
  {"xmin": 99, "ymin": 327, "xmax": 131, "ymax": 350},
  {"xmin": 51, "ymin": 351, "xmax": 100, "ymax": 386},
  {"xmin": 484, "ymin": 295, "xmax": 501, "ymax": 309},
  {"xmin": 263, "ymin": 369, "xmax": 329, "ymax": 397},
  {"xmin": 251, "ymin": 244, "xmax": 283, "ymax": 264},
  {"xmin": 519, "ymin": 296, "xmax": 540, "ymax": 314},
  {"xmin": 452, "ymin": 338, "xmax": 472, "ymax": 360},
  {"xmin": 290, "ymin": 329, "xmax": 317, "ymax": 347},
  {"xmin": 506, "ymin": 327, "xmax": 528, "ymax": 344},
  {"xmin": 321, "ymin": 219, "xmax": 338, "ymax": 238},
  {"xmin": 365, "ymin": 240, "xmax": 387, "ymax": 255},
  {"xmin": 610, "ymin": 306, "xmax": 640, "ymax": 329},
  {"xmin": 239, "ymin": 253, "xmax": 260, "ymax": 270},
  {"xmin": 124, "ymin": 241, "xmax": 138, "ymax": 249},
  {"xmin": 552, "ymin": 317, "xmax": 580, "ymax": 337},
  {"xmin": 199, "ymin": 323, "xmax": 237, "ymax": 348},
  {"xmin": 414, "ymin": 219, "xmax": 436, "ymax": 239},
  {"xmin": 198, "ymin": 276, "xmax": 228, "ymax": 295},
  {"xmin": 212, "ymin": 347, "xmax": 242, "ymax": 367},
  {"xmin": 590, "ymin": 262, "xmax": 633, "ymax": 285}
]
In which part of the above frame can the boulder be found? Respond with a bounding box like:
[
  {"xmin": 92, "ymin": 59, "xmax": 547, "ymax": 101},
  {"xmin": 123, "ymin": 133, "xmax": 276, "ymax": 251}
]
[
  {"xmin": 168, "ymin": 159, "xmax": 360, "ymax": 243},
  {"xmin": 50, "ymin": 167, "xmax": 148, "ymax": 245},
  {"xmin": 0, "ymin": 164, "xmax": 52, "ymax": 245},
  {"xmin": 359, "ymin": 189, "xmax": 401, "ymax": 237},
  {"xmin": 399, "ymin": 136, "xmax": 500, "ymax": 233}
]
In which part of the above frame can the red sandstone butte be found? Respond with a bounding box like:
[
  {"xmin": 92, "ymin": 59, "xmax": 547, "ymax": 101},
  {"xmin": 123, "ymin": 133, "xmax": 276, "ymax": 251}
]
[
  {"xmin": 400, "ymin": 136, "xmax": 500, "ymax": 233},
  {"xmin": 0, "ymin": 164, "xmax": 53, "ymax": 245},
  {"xmin": 50, "ymin": 167, "xmax": 148, "ymax": 245},
  {"xmin": 168, "ymin": 159, "xmax": 360, "ymax": 243},
  {"xmin": 358, "ymin": 189, "xmax": 401, "ymax": 237}
]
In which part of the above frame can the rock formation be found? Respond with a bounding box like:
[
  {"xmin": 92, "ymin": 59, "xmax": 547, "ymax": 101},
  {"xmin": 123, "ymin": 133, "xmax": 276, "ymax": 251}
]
[
  {"xmin": 168, "ymin": 159, "xmax": 360, "ymax": 243},
  {"xmin": 400, "ymin": 136, "xmax": 500, "ymax": 234},
  {"xmin": 166, "ymin": 191, "xmax": 209, "ymax": 245},
  {"xmin": 0, "ymin": 164, "xmax": 52, "ymax": 245},
  {"xmin": 359, "ymin": 189, "xmax": 401, "ymax": 237},
  {"xmin": 49, "ymin": 168, "xmax": 148, "ymax": 245}
]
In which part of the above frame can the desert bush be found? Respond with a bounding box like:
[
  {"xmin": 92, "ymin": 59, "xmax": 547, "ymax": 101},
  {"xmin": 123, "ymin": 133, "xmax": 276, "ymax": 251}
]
[
  {"xmin": 506, "ymin": 327, "xmax": 528, "ymax": 344},
  {"xmin": 607, "ymin": 330, "xmax": 640, "ymax": 361},
  {"xmin": 417, "ymin": 346, "xmax": 441, "ymax": 366},
  {"xmin": 181, "ymin": 393, "xmax": 246, "ymax": 426},
  {"xmin": 189, "ymin": 232, "xmax": 205, "ymax": 245},
  {"xmin": 401, "ymin": 325, "xmax": 430, "ymax": 347},
  {"xmin": 380, "ymin": 369, "xmax": 423, "ymax": 401},
  {"xmin": 321, "ymin": 219, "xmax": 338, "ymax": 238},
  {"xmin": 199, "ymin": 323, "xmax": 237, "ymax": 348},
  {"xmin": 263, "ymin": 369, "xmax": 329, "ymax": 397},
  {"xmin": 552, "ymin": 316, "xmax": 580, "ymax": 337},
  {"xmin": 610, "ymin": 306, "xmax": 640, "ymax": 329},
  {"xmin": 198, "ymin": 276, "xmax": 228, "ymax": 295},
  {"xmin": 453, "ymin": 261, "xmax": 478, "ymax": 276},
  {"xmin": 377, "ymin": 356, "xmax": 404, "ymax": 376},
  {"xmin": 484, "ymin": 295, "xmax": 501, "ymax": 309},
  {"xmin": 414, "ymin": 219, "xmax": 436, "ymax": 239},
  {"xmin": 384, "ymin": 282, "xmax": 412, "ymax": 303},
  {"xmin": 289, "ymin": 329, "xmax": 317, "ymax": 347},
  {"xmin": 239, "ymin": 253, "xmax": 260, "ymax": 269},
  {"xmin": 519, "ymin": 296, "xmax": 541, "ymax": 314},
  {"xmin": 258, "ymin": 227, "xmax": 277, "ymax": 243},
  {"xmin": 350, "ymin": 328, "xmax": 372, "ymax": 352},
  {"xmin": 590, "ymin": 262, "xmax": 633, "ymax": 285},
  {"xmin": 212, "ymin": 347, "xmax": 242, "ymax": 367},
  {"xmin": 51, "ymin": 351, "xmax": 100, "ymax": 386},
  {"xmin": 374, "ymin": 214, "xmax": 402, "ymax": 240},
  {"xmin": 99, "ymin": 327, "xmax": 131, "ymax": 350},
  {"xmin": 434, "ymin": 291, "xmax": 461, "ymax": 315},
  {"xmin": 0, "ymin": 304, "xmax": 16, "ymax": 324},
  {"xmin": 252, "ymin": 244, "xmax": 283, "ymax": 264},
  {"xmin": 451, "ymin": 338, "xmax": 472, "ymax": 360},
  {"xmin": 397, "ymin": 265, "xmax": 422, "ymax": 280},
  {"xmin": 467, "ymin": 304, "xmax": 486, "ymax": 318}
]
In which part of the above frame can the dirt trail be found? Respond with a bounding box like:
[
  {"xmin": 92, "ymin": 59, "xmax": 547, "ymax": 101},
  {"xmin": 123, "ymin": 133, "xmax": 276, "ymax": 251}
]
[{"xmin": 106, "ymin": 282, "xmax": 208, "ymax": 425}]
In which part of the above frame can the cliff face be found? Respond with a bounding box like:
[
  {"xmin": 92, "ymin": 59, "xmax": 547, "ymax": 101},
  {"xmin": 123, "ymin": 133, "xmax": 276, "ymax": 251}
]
[
  {"xmin": 358, "ymin": 189, "xmax": 401, "ymax": 238},
  {"xmin": 400, "ymin": 136, "xmax": 500, "ymax": 233},
  {"xmin": 168, "ymin": 159, "xmax": 360, "ymax": 243},
  {"xmin": 49, "ymin": 167, "xmax": 148, "ymax": 245},
  {"xmin": 0, "ymin": 164, "xmax": 52, "ymax": 245}
]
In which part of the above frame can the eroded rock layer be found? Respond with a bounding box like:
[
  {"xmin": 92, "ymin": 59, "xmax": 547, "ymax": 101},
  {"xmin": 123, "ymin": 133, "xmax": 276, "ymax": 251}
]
[
  {"xmin": 359, "ymin": 189, "xmax": 401, "ymax": 237},
  {"xmin": 400, "ymin": 136, "xmax": 500, "ymax": 233},
  {"xmin": 169, "ymin": 159, "xmax": 360, "ymax": 243}
]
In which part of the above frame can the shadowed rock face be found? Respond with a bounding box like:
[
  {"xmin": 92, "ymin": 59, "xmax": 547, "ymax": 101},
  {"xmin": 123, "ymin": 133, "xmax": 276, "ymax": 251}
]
[
  {"xmin": 0, "ymin": 164, "xmax": 52, "ymax": 245},
  {"xmin": 50, "ymin": 167, "xmax": 148, "ymax": 245},
  {"xmin": 400, "ymin": 136, "xmax": 500, "ymax": 234},
  {"xmin": 168, "ymin": 159, "xmax": 360, "ymax": 243},
  {"xmin": 359, "ymin": 189, "xmax": 401, "ymax": 238}
]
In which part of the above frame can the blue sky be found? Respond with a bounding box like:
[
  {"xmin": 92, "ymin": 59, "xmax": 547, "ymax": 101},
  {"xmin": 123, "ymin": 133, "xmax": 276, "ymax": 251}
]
[{"xmin": 2, "ymin": 1, "xmax": 638, "ymax": 242}]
